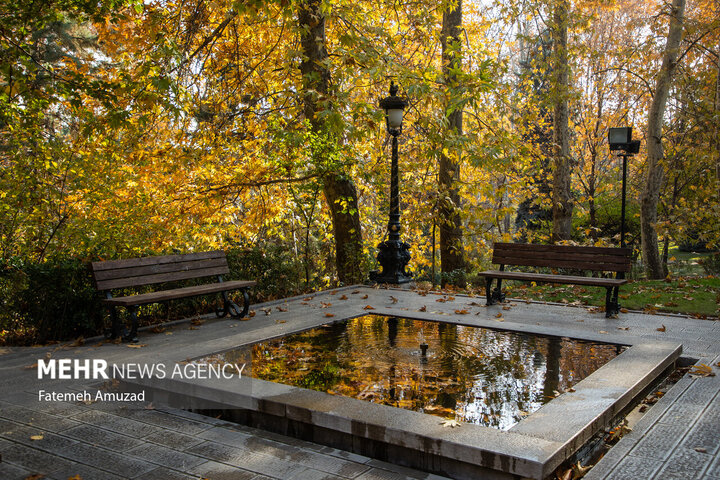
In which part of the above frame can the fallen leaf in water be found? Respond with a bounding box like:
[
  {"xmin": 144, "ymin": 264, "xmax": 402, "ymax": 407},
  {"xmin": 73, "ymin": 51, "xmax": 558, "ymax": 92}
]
[
  {"xmin": 30, "ymin": 435, "xmax": 44, "ymax": 441},
  {"xmin": 363, "ymin": 305, "xmax": 375, "ymax": 310},
  {"xmin": 324, "ymin": 313, "xmax": 335, "ymax": 318},
  {"xmin": 454, "ymin": 309, "xmax": 469, "ymax": 315},
  {"xmin": 418, "ymin": 306, "xmax": 427, "ymax": 312},
  {"xmin": 127, "ymin": 344, "xmax": 147, "ymax": 348},
  {"xmin": 656, "ymin": 324, "xmax": 666, "ymax": 332},
  {"xmin": 440, "ymin": 419, "xmax": 461, "ymax": 428}
]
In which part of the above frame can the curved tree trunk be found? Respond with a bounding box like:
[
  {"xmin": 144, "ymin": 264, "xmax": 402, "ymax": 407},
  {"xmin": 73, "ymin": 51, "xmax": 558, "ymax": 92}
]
[
  {"xmin": 297, "ymin": 0, "xmax": 364, "ymax": 285},
  {"xmin": 551, "ymin": 0, "xmax": 573, "ymax": 242},
  {"xmin": 641, "ymin": 0, "xmax": 686, "ymax": 279},
  {"xmin": 439, "ymin": 0, "xmax": 465, "ymax": 283}
]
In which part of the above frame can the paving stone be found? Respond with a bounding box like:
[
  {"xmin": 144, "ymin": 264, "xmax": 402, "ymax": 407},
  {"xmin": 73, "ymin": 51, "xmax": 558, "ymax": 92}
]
[
  {"xmin": 0, "ymin": 404, "xmax": 81, "ymax": 432},
  {"xmin": 52, "ymin": 440, "xmax": 157, "ymax": 478},
  {"xmin": 679, "ymin": 376, "xmax": 720, "ymax": 404},
  {"xmin": 658, "ymin": 401, "xmax": 704, "ymax": 425},
  {"xmin": 655, "ymin": 447, "xmax": 714, "ymax": 479},
  {"xmin": 117, "ymin": 408, "xmax": 214, "ymax": 435},
  {"xmin": 188, "ymin": 460, "xmax": 257, "ymax": 480},
  {"xmin": 598, "ymin": 454, "xmax": 662, "ymax": 480},
  {"xmin": 0, "ymin": 460, "xmax": 34, "ymax": 480},
  {"xmin": 681, "ymin": 416, "xmax": 720, "ymax": 455},
  {"xmin": 72, "ymin": 409, "xmax": 164, "ymax": 438},
  {"xmin": 143, "ymin": 428, "xmax": 205, "ymax": 450},
  {"xmin": 628, "ymin": 423, "xmax": 687, "ymax": 460},
  {"xmin": 134, "ymin": 466, "xmax": 201, "ymax": 480},
  {"xmin": 186, "ymin": 440, "xmax": 300, "ymax": 478},
  {"xmin": 63, "ymin": 423, "xmax": 145, "ymax": 451},
  {"xmin": 1, "ymin": 443, "xmax": 73, "ymax": 474},
  {"xmin": 196, "ymin": 425, "xmax": 253, "ymax": 445},
  {"xmin": 47, "ymin": 462, "xmax": 127, "ymax": 480},
  {"xmin": 126, "ymin": 442, "xmax": 206, "ymax": 470},
  {"xmin": 364, "ymin": 459, "xmax": 451, "ymax": 479},
  {"xmin": 706, "ymin": 454, "xmax": 720, "ymax": 478}
]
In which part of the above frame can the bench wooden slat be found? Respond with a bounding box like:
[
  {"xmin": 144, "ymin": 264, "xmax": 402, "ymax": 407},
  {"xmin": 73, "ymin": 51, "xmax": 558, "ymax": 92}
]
[
  {"xmin": 490, "ymin": 255, "xmax": 632, "ymax": 272},
  {"xmin": 102, "ymin": 280, "xmax": 257, "ymax": 306},
  {"xmin": 91, "ymin": 250, "xmax": 225, "ymax": 272},
  {"xmin": 477, "ymin": 270, "xmax": 627, "ymax": 287},
  {"xmin": 493, "ymin": 242, "xmax": 632, "ymax": 256},
  {"xmin": 92, "ymin": 257, "xmax": 228, "ymax": 283},
  {"xmin": 95, "ymin": 265, "xmax": 231, "ymax": 290}
]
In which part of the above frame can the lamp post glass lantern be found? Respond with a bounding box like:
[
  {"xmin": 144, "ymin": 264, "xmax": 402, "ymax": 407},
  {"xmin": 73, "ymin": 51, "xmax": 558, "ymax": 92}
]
[{"xmin": 370, "ymin": 82, "xmax": 412, "ymax": 284}]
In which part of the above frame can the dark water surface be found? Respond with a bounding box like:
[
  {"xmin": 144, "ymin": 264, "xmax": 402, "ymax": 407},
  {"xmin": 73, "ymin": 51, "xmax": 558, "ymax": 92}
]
[{"xmin": 202, "ymin": 315, "xmax": 623, "ymax": 430}]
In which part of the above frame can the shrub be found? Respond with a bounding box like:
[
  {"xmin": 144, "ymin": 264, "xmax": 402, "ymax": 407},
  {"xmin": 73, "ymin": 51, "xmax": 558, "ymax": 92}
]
[
  {"xmin": 699, "ymin": 253, "xmax": 720, "ymax": 276},
  {"xmin": 0, "ymin": 256, "xmax": 103, "ymax": 344}
]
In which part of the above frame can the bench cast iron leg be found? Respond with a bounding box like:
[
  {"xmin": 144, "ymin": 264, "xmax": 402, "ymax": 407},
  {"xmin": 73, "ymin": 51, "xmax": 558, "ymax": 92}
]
[
  {"xmin": 485, "ymin": 278, "xmax": 494, "ymax": 305},
  {"xmin": 605, "ymin": 287, "xmax": 619, "ymax": 318},
  {"xmin": 123, "ymin": 306, "xmax": 139, "ymax": 343},
  {"xmin": 216, "ymin": 290, "xmax": 250, "ymax": 318},
  {"xmin": 107, "ymin": 306, "xmax": 122, "ymax": 340}
]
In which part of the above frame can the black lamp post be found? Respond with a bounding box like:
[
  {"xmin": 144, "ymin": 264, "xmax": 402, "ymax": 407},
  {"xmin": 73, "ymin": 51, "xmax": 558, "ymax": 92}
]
[
  {"xmin": 608, "ymin": 127, "xmax": 641, "ymax": 248},
  {"xmin": 369, "ymin": 82, "xmax": 412, "ymax": 284}
]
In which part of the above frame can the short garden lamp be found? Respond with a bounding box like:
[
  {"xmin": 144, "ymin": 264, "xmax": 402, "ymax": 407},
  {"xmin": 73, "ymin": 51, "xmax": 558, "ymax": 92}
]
[
  {"xmin": 608, "ymin": 127, "xmax": 641, "ymax": 249},
  {"xmin": 369, "ymin": 82, "xmax": 412, "ymax": 284}
]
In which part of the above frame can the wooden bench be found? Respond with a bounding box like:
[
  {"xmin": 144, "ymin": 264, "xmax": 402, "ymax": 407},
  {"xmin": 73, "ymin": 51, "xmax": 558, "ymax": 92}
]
[
  {"xmin": 477, "ymin": 243, "xmax": 632, "ymax": 317},
  {"xmin": 91, "ymin": 251, "xmax": 256, "ymax": 342}
]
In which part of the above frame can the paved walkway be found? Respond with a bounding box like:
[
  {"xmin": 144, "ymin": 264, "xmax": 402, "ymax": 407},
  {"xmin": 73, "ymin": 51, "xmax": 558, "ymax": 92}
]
[{"xmin": 1, "ymin": 285, "xmax": 718, "ymax": 479}]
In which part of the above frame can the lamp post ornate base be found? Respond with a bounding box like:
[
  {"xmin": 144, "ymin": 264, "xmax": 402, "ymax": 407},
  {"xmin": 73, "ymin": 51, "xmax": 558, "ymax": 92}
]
[{"xmin": 370, "ymin": 239, "xmax": 412, "ymax": 284}]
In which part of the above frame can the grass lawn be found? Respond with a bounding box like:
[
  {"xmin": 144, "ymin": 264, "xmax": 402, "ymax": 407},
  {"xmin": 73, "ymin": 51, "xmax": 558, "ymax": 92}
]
[{"xmin": 504, "ymin": 276, "xmax": 720, "ymax": 318}]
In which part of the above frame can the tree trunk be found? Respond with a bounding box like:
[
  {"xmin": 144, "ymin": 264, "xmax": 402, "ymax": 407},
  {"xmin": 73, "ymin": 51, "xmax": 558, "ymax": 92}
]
[
  {"xmin": 297, "ymin": 0, "xmax": 364, "ymax": 285},
  {"xmin": 551, "ymin": 0, "xmax": 573, "ymax": 242},
  {"xmin": 641, "ymin": 0, "xmax": 686, "ymax": 279},
  {"xmin": 439, "ymin": 0, "xmax": 465, "ymax": 282},
  {"xmin": 715, "ymin": 34, "xmax": 720, "ymax": 192}
]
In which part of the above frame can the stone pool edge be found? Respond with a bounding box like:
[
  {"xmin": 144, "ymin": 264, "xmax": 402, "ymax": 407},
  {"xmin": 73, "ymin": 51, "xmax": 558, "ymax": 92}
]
[{"xmin": 120, "ymin": 336, "xmax": 681, "ymax": 479}]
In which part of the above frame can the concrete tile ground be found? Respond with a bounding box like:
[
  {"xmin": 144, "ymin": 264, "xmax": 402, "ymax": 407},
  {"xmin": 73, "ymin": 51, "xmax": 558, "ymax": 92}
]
[{"xmin": 1, "ymin": 285, "xmax": 718, "ymax": 479}]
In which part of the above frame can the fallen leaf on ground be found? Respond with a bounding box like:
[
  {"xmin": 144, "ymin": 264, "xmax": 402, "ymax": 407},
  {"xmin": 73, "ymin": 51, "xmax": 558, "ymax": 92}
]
[
  {"xmin": 495, "ymin": 313, "xmax": 503, "ymax": 318},
  {"xmin": 351, "ymin": 290, "xmax": 360, "ymax": 294},
  {"xmin": 191, "ymin": 318, "xmax": 205, "ymax": 326},
  {"xmin": 598, "ymin": 330, "xmax": 608, "ymax": 334},
  {"xmin": 324, "ymin": 313, "xmax": 335, "ymax": 318},
  {"xmin": 362, "ymin": 294, "xmax": 369, "ymax": 299},
  {"xmin": 695, "ymin": 447, "xmax": 708, "ymax": 453},
  {"xmin": 30, "ymin": 435, "xmax": 44, "ymax": 441},
  {"xmin": 620, "ymin": 308, "xmax": 629, "ymax": 313},
  {"xmin": 248, "ymin": 310, "xmax": 256, "ymax": 317},
  {"xmin": 339, "ymin": 295, "xmax": 348, "ymax": 300},
  {"xmin": 617, "ymin": 326, "xmax": 630, "ymax": 331},
  {"xmin": 144, "ymin": 403, "xmax": 155, "ymax": 410},
  {"xmin": 127, "ymin": 344, "xmax": 147, "ymax": 348},
  {"xmin": 454, "ymin": 309, "xmax": 469, "ymax": 315},
  {"xmin": 656, "ymin": 324, "xmax": 666, "ymax": 332},
  {"xmin": 275, "ymin": 319, "xmax": 287, "ymax": 324},
  {"xmin": 440, "ymin": 419, "xmax": 461, "ymax": 428},
  {"xmin": 68, "ymin": 475, "xmax": 83, "ymax": 480},
  {"xmin": 150, "ymin": 326, "xmax": 166, "ymax": 333},
  {"xmin": 363, "ymin": 305, "xmax": 375, "ymax": 310},
  {"xmin": 389, "ymin": 296, "xmax": 398, "ymax": 304},
  {"xmin": 24, "ymin": 475, "xmax": 45, "ymax": 480},
  {"xmin": 418, "ymin": 306, "xmax": 427, "ymax": 312},
  {"xmin": 572, "ymin": 461, "xmax": 592, "ymax": 478},
  {"xmin": 24, "ymin": 363, "xmax": 38, "ymax": 370},
  {"xmin": 276, "ymin": 306, "xmax": 288, "ymax": 312},
  {"xmin": 689, "ymin": 364, "xmax": 715, "ymax": 378},
  {"xmin": 502, "ymin": 306, "xmax": 511, "ymax": 310}
]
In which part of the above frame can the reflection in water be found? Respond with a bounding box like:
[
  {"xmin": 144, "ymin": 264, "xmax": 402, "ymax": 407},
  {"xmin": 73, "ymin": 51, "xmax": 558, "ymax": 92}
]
[{"xmin": 209, "ymin": 315, "xmax": 623, "ymax": 430}]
